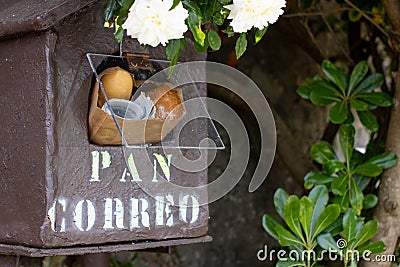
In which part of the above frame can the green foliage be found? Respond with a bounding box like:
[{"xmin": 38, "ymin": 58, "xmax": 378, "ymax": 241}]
[
  {"xmin": 235, "ymin": 33, "xmax": 248, "ymax": 59},
  {"xmin": 263, "ymin": 186, "xmax": 341, "ymax": 266},
  {"xmin": 103, "ymin": 0, "xmax": 273, "ymax": 68},
  {"xmin": 208, "ymin": 30, "xmax": 222, "ymax": 50},
  {"xmin": 264, "ymin": 60, "xmax": 397, "ymax": 267},
  {"xmin": 255, "ymin": 27, "xmax": 268, "ymax": 44},
  {"xmin": 166, "ymin": 38, "xmax": 186, "ymax": 76},
  {"xmin": 304, "ymin": 122, "xmax": 396, "ymax": 214},
  {"xmin": 297, "ymin": 60, "xmax": 393, "ymax": 132},
  {"xmin": 318, "ymin": 210, "xmax": 385, "ymax": 266}
]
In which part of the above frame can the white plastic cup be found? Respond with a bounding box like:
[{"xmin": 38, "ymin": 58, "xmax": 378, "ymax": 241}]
[{"xmin": 102, "ymin": 99, "xmax": 146, "ymax": 120}]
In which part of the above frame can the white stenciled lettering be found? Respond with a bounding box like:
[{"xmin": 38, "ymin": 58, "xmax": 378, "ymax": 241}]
[
  {"xmin": 179, "ymin": 195, "xmax": 200, "ymax": 224},
  {"xmin": 89, "ymin": 151, "xmax": 100, "ymax": 182},
  {"xmin": 48, "ymin": 198, "xmax": 67, "ymax": 232},
  {"xmin": 103, "ymin": 198, "xmax": 125, "ymax": 229},
  {"xmin": 73, "ymin": 200, "xmax": 96, "ymax": 231},
  {"xmin": 101, "ymin": 151, "xmax": 111, "ymax": 169},
  {"xmin": 130, "ymin": 198, "xmax": 150, "ymax": 229},
  {"xmin": 152, "ymin": 153, "xmax": 172, "ymax": 182},
  {"xmin": 155, "ymin": 194, "xmax": 174, "ymax": 227},
  {"xmin": 127, "ymin": 153, "xmax": 142, "ymax": 182}
]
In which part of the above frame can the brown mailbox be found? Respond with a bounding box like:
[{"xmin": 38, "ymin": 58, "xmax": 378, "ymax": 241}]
[{"xmin": 0, "ymin": 0, "xmax": 213, "ymax": 258}]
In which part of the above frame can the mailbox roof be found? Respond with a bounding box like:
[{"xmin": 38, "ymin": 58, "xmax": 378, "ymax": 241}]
[{"xmin": 0, "ymin": 0, "xmax": 96, "ymax": 39}]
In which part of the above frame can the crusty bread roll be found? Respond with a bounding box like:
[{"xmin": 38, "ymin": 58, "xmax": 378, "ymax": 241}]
[{"xmin": 155, "ymin": 89, "xmax": 183, "ymax": 120}]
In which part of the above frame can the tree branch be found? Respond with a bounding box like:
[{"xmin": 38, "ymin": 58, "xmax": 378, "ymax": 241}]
[
  {"xmin": 362, "ymin": 1, "xmax": 400, "ymax": 265},
  {"xmin": 344, "ymin": 0, "xmax": 389, "ymax": 39}
]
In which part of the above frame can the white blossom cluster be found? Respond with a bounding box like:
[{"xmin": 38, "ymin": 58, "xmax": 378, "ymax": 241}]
[{"xmin": 122, "ymin": 0, "xmax": 286, "ymax": 47}]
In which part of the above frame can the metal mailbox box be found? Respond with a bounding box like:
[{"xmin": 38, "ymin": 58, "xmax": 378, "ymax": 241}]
[{"xmin": 0, "ymin": 0, "xmax": 212, "ymax": 257}]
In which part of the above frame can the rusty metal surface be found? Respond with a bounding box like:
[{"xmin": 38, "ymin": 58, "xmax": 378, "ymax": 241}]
[
  {"xmin": 0, "ymin": 0, "xmax": 96, "ymax": 39},
  {"xmin": 0, "ymin": 0, "xmax": 209, "ymax": 250},
  {"xmin": 0, "ymin": 236, "xmax": 212, "ymax": 257}
]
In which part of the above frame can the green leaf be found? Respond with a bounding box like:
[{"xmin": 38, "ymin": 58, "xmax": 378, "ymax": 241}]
[
  {"xmin": 312, "ymin": 204, "xmax": 341, "ymax": 238},
  {"xmin": 187, "ymin": 12, "xmax": 206, "ymax": 46},
  {"xmin": 323, "ymin": 217, "xmax": 343, "ymax": 236},
  {"xmin": 354, "ymin": 174, "xmax": 371, "ymax": 191},
  {"xmin": 354, "ymin": 162, "xmax": 382, "ymax": 177},
  {"xmin": 353, "ymin": 220, "xmax": 378, "ymax": 248},
  {"xmin": 352, "ymin": 73, "xmax": 384, "ymax": 95},
  {"xmin": 357, "ymin": 110, "xmax": 379, "ymax": 132},
  {"xmin": 200, "ymin": 0, "xmax": 215, "ymax": 21},
  {"xmin": 114, "ymin": 25, "xmax": 124, "ymax": 43},
  {"xmin": 284, "ymin": 196, "xmax": 303, "ymax": 238},
  {"xmin": 363, "ymin": 194, "xmax": 378, "ymax": 209},
  {"xmin": 323, "ymin": 160, "xmax": 345, "ymax": 176},
  {"xmin": 194, "ymin": 37, "xmax": 209, "ymax": 53},
  {"xmin": 166, "ymin": 39, "xmax": 181, "ymax": 61},
  {"xmin": 297, "ymin": 86, "xmax": 311, "ymax": 99},
  {"xmin": 333, "ymin": 190, "xmax": 349, "ymax": 212},
  {"xmin": 235, "ymin": 33, "xmax": 247, "ymax": 59},
  {"xmin": 350, "ymin": 178, "xmax": 364, "ymax": 215},
  {"xmin": 299, "ymin": 197, "xmax": 313, "ymax": 239},
  {"xmin": 340, "ymin": 124, "xmax": 355, "ymax": 164},
  {"xmin": 120, "ymin": 0, "xmax": 134, "ymax": 10},
  {"xmin": 208, "ymin": 30, "xmax": 221, "ymax": 50},
  {"xmin": 274, "ymin": 189, "xmax": 289, "ymax": 219},
  {"xmin": 357, "ymin": 92, "xmax": 394, "ymax": 107},
  {"xmin": 255, "ymin": 27, "xmax": 268, "ymax": 44},
  {"xmin": 262, "ymin": 214, "xmax": 283, "ymax": 241},
  {"xmin": 166, "ymin": 39, "xmax": 182, "ymax": 75},
  {"xmin": 358, "ymin": 241, "xmax": 386, "ymax": 254},
  {"xmin": 104, "ymin": 0, "xmax": 118, "ymax": 22},
  {"xmin": 322, "ymin": 60, "xmax": 347, "ymax": 94},
  {"xmin": 355, "ymin": 220, "xmax": 364, "ymax": 237},
  {"xmin": 170, "ymin": 0, "xmax": 181, "ymax": 10},
  {"xmin": 309, "ymin": 185, "xmax": 329, "ymax": 233},
  {"xmin": 349, "ymin": 61, "xmax": 369, "ymax": 94},
  {"xmin": 309, "ymin": 80, "xmax": 342, "ymax": 106},
  {"xmin": 304, "ymin": 171, "xmax": 334, "ymax": 189},
  {"xmin": 343, "ymin": 109, "xmax": 355, "ymax": 124},
  {"xmin": 343, "ymin": 209, "xmax": 359, "ymax": 242},
  {"xmin": 213, "ymin": 11, "xmax": 225, "ymax": 26},
  {"xmin": 329, "ymin": 101, "xmax": 348, "ymax": 124},
  {"xmin": 310, "ymin": 141, "xmax": 336, "ymax": 164},
  {"xmin": 332, "ymin": 174, "xmax": 348, "ymax": 196},
  {"xmin": 365, "ymin": 152, "xmax": 398, "ymax": 169},
  {"xmin": 350, "ymin": 151, "xmax": 365, "ymax": 168},
  {"xmin": 317, "ymin": 233, "xmax": 341, "ymax": 252},
  {"xmin": 275, "ymin": 225, "xmax": 303, "ymax": 247},
  {"xmin": 116, "ymin": 8, "xmax": 129, "ymax": 25},
  {"xmin": 182, "ymin": 0, "xmax": 202, "ymax": 17},
  {"xmin": 349, "ymin": 98, "xmax": 369, "ymax": 111},
  {"xmin": 180, "ymin": 38, "xmax": 186, "ymax": 50}
]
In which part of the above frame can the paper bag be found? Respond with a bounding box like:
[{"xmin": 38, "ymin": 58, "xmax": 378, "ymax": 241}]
[{"xmin": 88, "ymin": 67, "xmax": 185, "ymax": 146}]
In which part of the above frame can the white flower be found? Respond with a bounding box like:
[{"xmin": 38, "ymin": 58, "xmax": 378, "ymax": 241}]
[
  {"xmin": 122, "ymin": 0, "xmax": 189, "ymax": 47},
  {"xmin": 225, "ymin": 0, "xmax": 286, "ymax": 33}
]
